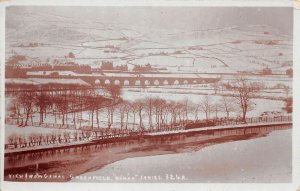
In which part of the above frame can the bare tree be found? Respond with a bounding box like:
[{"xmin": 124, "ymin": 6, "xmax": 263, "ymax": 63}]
[
  {"xmin": 200, "ymin": 95, "xmax": 213, "ymax": 121},
  {"xmin": 54, "ymin": 94, "xmax": 69, "ymax": 126},
  {"xmin": 34, "ymin": 90, "xmax": 51, "ymax": 125},
  {"xmin": 213, "ymin": 102, "xmax": 222, "ymax": 119},
  {"xmin": 134, "ymin": 100, "xmax": 145, "ymax": 130},
  {"xmin": 153, "ymin": 98, "xmax": 167, "ymax": 129},
  {"xmin": 220, "ymin": 97, "xmax": 236, "ymax": 119},
  {"xmin": 73, "ymin": 131, "xmax": 79, "ymax": 142},
  {"xmin": 63, "ymin": 131, "xmax": 71, "ymax": 143},
  {"xmin": 130, "ymin": 101, "xmax": 139, "ymax": 130},
  {"xmin": 8, "ymin": 133, "xmax": 18, "ymax": 148},
  {"xmin": 145, "ymin": 97, "xmax": 154, "ymax": 130},
  {"xmin": 161, "ymin": 103, "xmax": 171, "ymax": 127},
  {"xmin": 104, "ymin": 84, "xmax": 122, "ymax": 128},
  {"xmin": 8, "ymin": 99, "xmax": 22, "ymax": 125},
  {"xmin": 86, "ymin": 89, "xmax": 108, "ymax": 129},
  {"xmin": 228, "ymin": 76, "xmax": 261, "ymax": 123},
  {"xmin": 169, "ymin": 101, "xmax": 178, "ymax": 128},
  {"xmin": 123, "ymin": 101, "xmax": 131, "ymax": 129},
  {"xmin": 191, "ymin": 103, "xmax": 200, "ymax": 121},
  {"xmin": 117, "ymin": 100, "xmax": 128, "ymax": 129},
  {"xmin": 18, "ymin": 91, "xmax": 36, "ymax": 126},
  {"xmin": 106, "ymin": 104, "xmax": 116, "ymax": 128},
  {"xmin": 175, "ymin": 101, "xmax": 185, "ymax": 124},
  {"xmin": 182, "ymin": 98, "xmax": 190, "ymax": 122},
  {"xmin": 158, "ymin": 99, "xmax": 168, "ymax": 127},
  {"xmin": 132, "ymin": 99, "xmax": 145, "ymax": 130}
]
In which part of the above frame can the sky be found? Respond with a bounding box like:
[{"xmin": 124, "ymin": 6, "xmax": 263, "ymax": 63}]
[{"xmin": 7, "ymin": 6, "xmax": 293, "ymax": 34}]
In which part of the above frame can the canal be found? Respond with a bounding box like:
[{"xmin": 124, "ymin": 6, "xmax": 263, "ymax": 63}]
[{"xmin": 4, "ymin": 124, "xmax": 291, "ymax": 183}]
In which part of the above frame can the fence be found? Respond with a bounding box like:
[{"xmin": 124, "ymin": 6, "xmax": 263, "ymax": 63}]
[{"xmin": 214, "ymin": 115, "xmax": 292, "ymax": 126}]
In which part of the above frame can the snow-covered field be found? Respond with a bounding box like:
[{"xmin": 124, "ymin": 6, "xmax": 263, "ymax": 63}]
[
  {"xmin": 124, "ymin": 86, "xmax": 288, "ymax": 99},
  {"xmin": 6, "ymin": 9, "xmax": 293, "ymax": 74},
  {"xmin": 123, "ymin": 91, "xmax": 286, "ymax": 114}
]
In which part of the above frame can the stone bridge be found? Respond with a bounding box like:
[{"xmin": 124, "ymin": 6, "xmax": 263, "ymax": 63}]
[
  {"xmin": 25, "ymin": 71, "xmax": 221, "ymax": 87},
  {"xmin": 80, "ymin": 75, "xmax": 220, "ymax": 86}
]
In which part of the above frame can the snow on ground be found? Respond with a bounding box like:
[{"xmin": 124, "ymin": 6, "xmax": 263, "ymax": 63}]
[
  {"xmin": 5, "ymin": 73, "xmax": 290, "ymax": 139},
  {"xmin": 5, "ymin": 80, "xmax": 288, "ymax": 144},
  {"xmin": 10, "ymin": 46, "xmax": 76, "ymax": 59},
  {"xmin": 131, "ymin": 55, "xmax": 194, "ymax": 67},
  {"xmin": 82, "ymin": 39, "xmax": 126, "ymax": 47},
  {"xmin": 221, "ymin": 75, "xmax": 292, "ymax": 88},
  {"xmin": 129, "ymin": 41, "xmax": 171, "ymax": 49},
  {"xmin": 120, "ymin": 29, "xmax": 144, "ymax": 38},
  {"xmin": 122, "ymin": 90, "xmax": 286, "ymax": 118},
  {"xmin": 6, "ymin": 11, "xmax": 292, "ymax": 74},
  {"xmin": 5, "ymin": 125, "xmax": 78, "ymax": 144},
  {"xmin": 6, "ymin": 78, "xmax": 90, "ymax": 86},
  {"xmin": 133, "ymin": 48, "xmax": 178, "ymax": 56},
  {"xmin": 75, "ymin": 48, "xmax": 128, "ymax": 59},
  {"xmin": 125, "ymin": 86, "xmax": 287, "ymax": 99}
]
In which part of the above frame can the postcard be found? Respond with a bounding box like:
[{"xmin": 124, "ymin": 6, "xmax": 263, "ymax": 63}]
[{"xmin": 0, "ymin": 0, "xmax": 299, "ymax": 191}]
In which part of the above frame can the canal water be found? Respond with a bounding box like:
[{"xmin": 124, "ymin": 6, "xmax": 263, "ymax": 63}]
[{"xmin": 4, "ymin": 125, "xmax": 291, "ymax": 183}]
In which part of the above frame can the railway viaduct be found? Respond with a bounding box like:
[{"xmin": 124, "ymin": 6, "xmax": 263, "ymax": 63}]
[
  {"xmin": 79, "ymin": 75, "xmax": 220, "ymax": 86},
  {"xmin": 25, "ymin": 71, "xmax": 221, "ymax": 86}
]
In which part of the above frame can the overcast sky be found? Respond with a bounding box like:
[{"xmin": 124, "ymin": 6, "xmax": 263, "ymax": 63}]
[{"xmin": 7, "ymin": 6, "xmax": 293, "ymax": 34}]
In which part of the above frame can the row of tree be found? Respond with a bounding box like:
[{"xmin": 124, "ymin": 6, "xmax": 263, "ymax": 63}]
[
  {"xmin": 7, "ymin": 84, "xmax": 118, "ymax": 128},
  {"xmin": 7, "ymin": 129, "xmax": 123, "ymax": 148},
  {"xmin": 7, "ymin": 76, "xmax": 263, "ymax": 132}
]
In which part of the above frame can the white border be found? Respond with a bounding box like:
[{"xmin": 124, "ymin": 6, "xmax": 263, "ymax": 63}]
[
  {"xmin": 293, "ymin": 1, "xmax": 300, "ymax": 189},
  {"xmin": 0, "ymin": 1, "xmax": 299, "ymax": 191},
  {"xmin": 0, "ymin": 3, "xmax": 5, "ymax": 191},
  {"xmin": 0, "ymin": 0, "xmax": 295, "ymax": 7}
]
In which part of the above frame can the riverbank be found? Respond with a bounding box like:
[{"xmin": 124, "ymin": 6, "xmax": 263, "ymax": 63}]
[
  {"xmin": 5, "ymin": 125, "xmax": 287, "ymax": 182},
  {"xmin": 144, "ymin": 121, "xmax": 292, "ymax": 136},
  {"xmin": 5, "ymin": 121, "xmax": 292, "ymax": 155}
]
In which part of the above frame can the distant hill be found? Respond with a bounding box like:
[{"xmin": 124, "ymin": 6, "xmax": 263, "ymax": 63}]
[{"xmin": 6, "ymin": 10, "xmax": 293, "ymax": 74}]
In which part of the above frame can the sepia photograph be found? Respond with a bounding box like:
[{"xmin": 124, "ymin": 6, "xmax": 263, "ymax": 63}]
[{"xmin": 3, "ymin": 5, "xmax": 293, "ymax": 184}]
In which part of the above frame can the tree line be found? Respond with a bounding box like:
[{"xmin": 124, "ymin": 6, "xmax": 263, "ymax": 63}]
[{"xmin": 7, "ymin": 76, "xmax": 264, "ymax": 133}]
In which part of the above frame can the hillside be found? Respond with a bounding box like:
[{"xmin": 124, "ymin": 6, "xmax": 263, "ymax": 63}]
[{"xmin": 5, "ymin": 10, "xmax": 293, "ymax": 74}]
